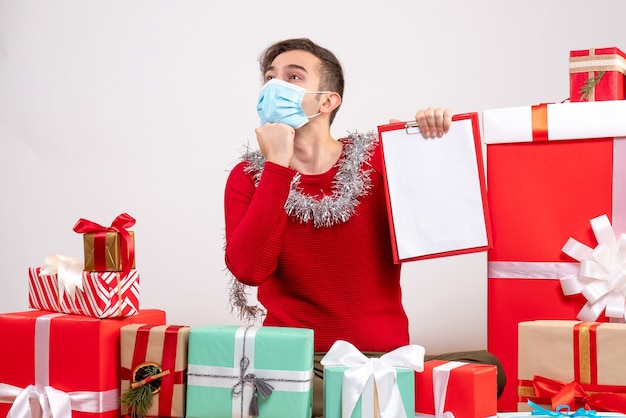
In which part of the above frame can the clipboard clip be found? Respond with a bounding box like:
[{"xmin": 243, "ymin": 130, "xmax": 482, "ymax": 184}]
[{"xmin": 404, "ymin": 121, "xmax": 421, "ymax": 135}]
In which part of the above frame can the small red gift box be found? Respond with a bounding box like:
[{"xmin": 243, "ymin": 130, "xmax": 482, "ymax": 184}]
[
  {"xmin": 0, "ymin": 309, "xmax": 166, "ymax": 418},
  {"xmin": 120, "ymin": 324, "xmax": 191, "ymax": 418},
  {"xmin": 569, "ymin": 47, "xmax": 626, "ymax": 102},
  {"xmin": 29, "ymin": 266, "xmax": 140, "ymax": 318},
  {"xmin": 483, "ymin": 100, "xmax": 626, "ymax": 411},
  {"xmin": 414, "ymin": 360, "xmax": 497, "ymax": 418}
]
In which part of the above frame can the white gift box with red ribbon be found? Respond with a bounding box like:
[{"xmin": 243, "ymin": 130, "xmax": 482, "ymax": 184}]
[{"xmin": 483, "ymin": 101, "xmax": 626, "ymax": 145}]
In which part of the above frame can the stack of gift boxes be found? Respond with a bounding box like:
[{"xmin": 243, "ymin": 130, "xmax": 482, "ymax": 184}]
[
  {"xmin": 0, "ymin": 212, "xmax": 498, "ymax": 418},
  {"xmin": 486, "ymin": 46, "xmax": 626, "ymax": 415},
  {"xmin": 2, "ymin": 46, "xmax": 626, "ymax": 418},
  {"xmin": 0, "ymin": 213, "xmax": 169, "ymax": 418}
]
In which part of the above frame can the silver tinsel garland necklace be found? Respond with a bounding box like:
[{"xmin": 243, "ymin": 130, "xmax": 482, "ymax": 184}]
[{"xmin": 242, "ymin": 131, "xmax": 378, "ymax": 228}]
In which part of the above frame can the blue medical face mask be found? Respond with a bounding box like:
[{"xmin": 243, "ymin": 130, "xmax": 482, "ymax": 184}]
[{"xmin": 256, "ymin": 79, "xmax": 331, "ymax": 129}]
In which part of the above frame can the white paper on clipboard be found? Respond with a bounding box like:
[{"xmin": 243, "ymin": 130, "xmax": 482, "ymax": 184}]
[{"xmin": 379, "ymin": 114, "xmax": 490, "ymax": 262}]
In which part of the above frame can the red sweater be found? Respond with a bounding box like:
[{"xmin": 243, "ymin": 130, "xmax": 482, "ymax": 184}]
[{"xmin": 224, "ymin": 137, "xmax": 409, "ymax": 352}]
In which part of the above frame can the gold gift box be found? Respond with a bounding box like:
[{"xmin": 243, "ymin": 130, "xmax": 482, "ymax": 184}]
[
  {"xmin": 518, "ymin": 320, "xmax": 626, "ymax": 412},
  {"xmin": 83, "ymin": 230, "xmax": 135, "ymax": 272}
]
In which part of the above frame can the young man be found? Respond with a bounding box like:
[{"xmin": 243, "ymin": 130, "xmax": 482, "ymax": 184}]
[{"xmin": 224, "ymin": 37, "xmax": 504, "ymax": 417}]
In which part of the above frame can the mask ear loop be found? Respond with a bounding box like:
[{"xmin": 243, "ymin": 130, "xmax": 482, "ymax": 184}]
[{"xmin": 302, "ymin": 91, "xmax": 332, "ymax": 122}]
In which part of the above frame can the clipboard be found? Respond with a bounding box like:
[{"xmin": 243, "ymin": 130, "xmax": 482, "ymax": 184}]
[{"xmin": 378, "ymin": 112, "xmax": 492, "ymax": 263}]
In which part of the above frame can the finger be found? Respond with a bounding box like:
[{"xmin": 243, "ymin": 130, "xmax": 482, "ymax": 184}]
[
  {"xmin": 425, "ymin": 108, "xmax": 438, "ymax": 138},
  {"xmin": 443, "ymin": 108, "xmax": 454, "ymax": 132},
  {"xmin": 414, "ymin": 110, "xmax": 431, "ymax": 138},
  {"xmin": 434, "ymin": 108, "xmax": 446, "ymax": 137},
  {"xmin": 435, "ymin": 108, "xmax": 454, "ymax": 137}
]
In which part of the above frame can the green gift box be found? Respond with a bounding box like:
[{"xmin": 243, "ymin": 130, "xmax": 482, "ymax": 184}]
[
  {"xmin": 186, "ymin": 325, "xmax": 314, "ymax": 418},
  {"xmin": 322, "ymin": 340, "xmax": 423, "ymax": 418},
  {"xmin": 324, "ymin": 366, "xmax": 415, "ymax": 418}
]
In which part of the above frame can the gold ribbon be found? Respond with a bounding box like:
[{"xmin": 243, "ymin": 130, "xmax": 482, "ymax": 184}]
[
  {"xmin": 576, "ymin": 322, "xmax": 592, "ymax": 385},
  {"xmin": 569, "ymin": 48, "xmax": 626, "ymax": 101},
  {"xmin": 569, "ymin": 51, "xmax": 626, "ymax": 74}
]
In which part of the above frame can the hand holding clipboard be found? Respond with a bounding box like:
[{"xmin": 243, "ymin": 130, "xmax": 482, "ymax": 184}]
[{"xmin": 378, "ymin": 112, "xmax": 492, "ymax": 263}]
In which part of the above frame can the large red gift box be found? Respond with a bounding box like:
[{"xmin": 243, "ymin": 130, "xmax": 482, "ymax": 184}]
[
  {"xmin": 569, "ymin": 47, "xmax": 626, "ymax": 102},
  {"xmin": 483, "ymin": 100, "xmax": 626, "ymax": 411},
  {"xmin": 414, "ymin": 360, "xmax": 497, "ymax": 418},
  {"xmin": 28, "ymin": 266, "xmax": 140, "ymax": 318},
  {"xmin": 0, "ymin": 309, "xmax": 166, "ymax": 418}
]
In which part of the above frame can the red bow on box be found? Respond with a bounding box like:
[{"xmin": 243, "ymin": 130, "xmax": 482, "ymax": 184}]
[
  {"xmin": 533, "ymin": 375, "xmax": 626, "ymax": 413},
  {"xmin": 73, "ymin": 213, "xmax": 136, "ymax": 280}
]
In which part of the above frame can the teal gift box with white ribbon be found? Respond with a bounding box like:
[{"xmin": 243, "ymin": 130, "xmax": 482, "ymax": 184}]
[
  {"xmin": 324, "ymin": 366, "xmax": 415, "ymax": 418},
  {"xmin": 186, "ymin": 325, "xmax": 314, "ymax": 418},
  {"xmin": 321, "ymin": 340, "xmax": 424, "ymax": 418}
]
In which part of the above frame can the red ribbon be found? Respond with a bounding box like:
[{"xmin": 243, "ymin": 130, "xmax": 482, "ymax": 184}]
[
  {"xmin": 532, "ymin": 375, "xmax": 626, "ymax": 413},
  {"xmin": 73, "ymin": 213, "xmax": 135, "ymax": 280},
  {"xmin": 531, "ymin": 103, "xmax": 549, "ymax": 142},
  {"xmin": 121, "ymin": 325, "xmax": 187, "ymax": 416}
]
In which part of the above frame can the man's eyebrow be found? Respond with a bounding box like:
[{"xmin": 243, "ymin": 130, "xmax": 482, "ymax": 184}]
[{"xmin": 265, "ymin": 64, "xmax": 308, "ymax": 74}]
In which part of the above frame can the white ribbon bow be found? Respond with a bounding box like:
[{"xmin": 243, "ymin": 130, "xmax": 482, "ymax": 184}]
[
  {"xmin": 0, "ymin": 383, "xmax": 120, "ymax": 418},
  {"xmin": 321, "ymin": 340, "xmax": 425, "ymax": 418},
  {"xmin": 561, "ymin": 214, "xmax": 626, "ymax": 322},
  {"xmin": 39, "ymin": 254, "xmax": 84, "ymax": 300},
  {"xmin": 5, "ymin": 384, "xmax": 72, "ymax": 418}
]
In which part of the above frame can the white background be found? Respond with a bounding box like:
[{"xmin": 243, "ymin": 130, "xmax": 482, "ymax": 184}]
[{"xmin": 1, "ymin": 0, "xmax": 624, "ymax": 354}]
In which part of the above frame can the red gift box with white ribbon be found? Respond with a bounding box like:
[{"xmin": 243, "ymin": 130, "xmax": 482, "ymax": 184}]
[
  {"xmin": 0, "ymin": 309, "xmax": 166, "ymax": 418},
  {"xmin": 414, "ymin": 360, "xmax": 497, "ymax": 418},
  {"xmin": 483, "ymin": 100, "xmax": 626, "ymax": 411}
]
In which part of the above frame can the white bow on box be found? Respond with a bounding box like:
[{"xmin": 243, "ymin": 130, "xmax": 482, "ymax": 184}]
[
  {"xmin": 321, "ymin": 340, "xmax": 425, "ymax": 418},
  {"xmin": 38, "ymin": 254, "xmax": 84, "ymax": 300},
  {"xmin": 561, "ymin": 214, "xmax": 626, "ymax": 322}
]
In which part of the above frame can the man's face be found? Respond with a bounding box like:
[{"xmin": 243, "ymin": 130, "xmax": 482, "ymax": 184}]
[{"xmin": 263, "ymin": 50, "xmax": 324, "ymax": 118}]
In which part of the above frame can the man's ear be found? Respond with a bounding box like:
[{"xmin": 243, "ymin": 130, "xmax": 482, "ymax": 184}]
[{"xmin": 320, "ymin": 92, "xmax": 342, "ymax": 114}]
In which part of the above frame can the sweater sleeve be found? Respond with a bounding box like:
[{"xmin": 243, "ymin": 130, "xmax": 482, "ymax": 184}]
[{"xmin": 224, "ymin": 160, "xmax": 295, "ymax": 286}]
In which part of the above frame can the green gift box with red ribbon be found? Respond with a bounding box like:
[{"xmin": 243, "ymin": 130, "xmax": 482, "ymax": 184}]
[
  {"xmin": 120, "ymin": 324, "xmax": 191, "ymax": 418},
  {"xmin": 518, "ymin": 320, "xmax": 626, "ymax": 414}
]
